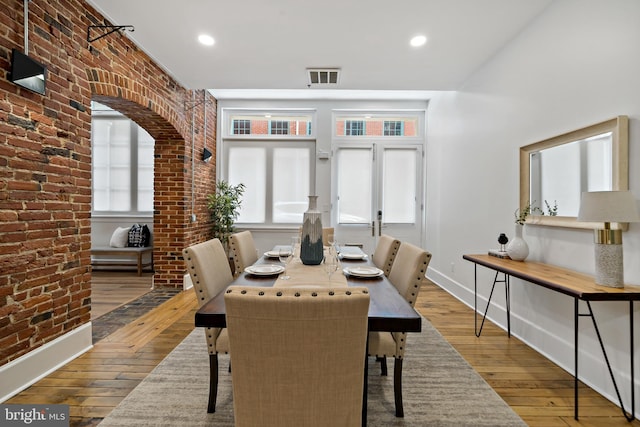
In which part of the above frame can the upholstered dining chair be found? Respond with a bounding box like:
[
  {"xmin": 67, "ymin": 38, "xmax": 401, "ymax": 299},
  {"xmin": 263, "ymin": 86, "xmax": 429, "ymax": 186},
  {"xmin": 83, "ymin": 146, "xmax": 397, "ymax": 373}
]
[
  {"xmin": 182, "ymin": 238, "xmax": 234, "ymax": 413},
  {"xmin": 372, "ymin": 234, "xmax": 401, "ymax": 277},
  {"xmin": 368, "ymin": 241, "xmax": 432, "ymax": 417},
  {"xmin": 225, "ymin": 286, "xmax": 370, "ymax": 427},
  {"xmin": 228, "ymin": 230, "xmax": 259, "ymax": 276}
]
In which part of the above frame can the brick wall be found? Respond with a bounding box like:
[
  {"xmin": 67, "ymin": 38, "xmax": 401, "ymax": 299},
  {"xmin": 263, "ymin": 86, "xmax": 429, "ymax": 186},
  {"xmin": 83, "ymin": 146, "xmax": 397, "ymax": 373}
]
[{"xmin": 0, "ymin": 0, "xmax": 216, "ymax": 366}]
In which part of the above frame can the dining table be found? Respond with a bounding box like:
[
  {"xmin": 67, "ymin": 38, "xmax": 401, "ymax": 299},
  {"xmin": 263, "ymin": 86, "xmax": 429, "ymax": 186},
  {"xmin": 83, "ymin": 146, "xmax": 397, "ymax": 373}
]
[{"xmin": 194, "ymin": 244, "xmax": 422, "ymax": 426}]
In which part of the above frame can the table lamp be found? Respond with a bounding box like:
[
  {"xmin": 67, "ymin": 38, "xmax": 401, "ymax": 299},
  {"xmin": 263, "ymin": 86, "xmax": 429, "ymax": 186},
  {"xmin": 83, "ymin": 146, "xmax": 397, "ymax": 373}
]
[{"xmin": 577, "ymin": 191, "xmax": 640, "ymax": 287}]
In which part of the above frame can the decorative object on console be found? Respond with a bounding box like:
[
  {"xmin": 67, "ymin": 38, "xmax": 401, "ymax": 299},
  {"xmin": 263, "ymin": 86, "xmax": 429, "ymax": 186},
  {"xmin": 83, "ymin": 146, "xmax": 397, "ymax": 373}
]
[
  {"xmin": 489, "ymin": 233, "xmax": 510, "ymax": 259},
  {"xmin": 300, "ymin": 195, "xmax": 323, "ymax": 265},
  {"xmin": 498, "ymin": 233, "xmax": 508, "ymax": 251},
  {"xmin": 577, "ymin": 191, "xmax": 640, "ymax": 287},
  {"xmin": 506, "ymin": 224, "xmax": 529, "ymax": 261}
]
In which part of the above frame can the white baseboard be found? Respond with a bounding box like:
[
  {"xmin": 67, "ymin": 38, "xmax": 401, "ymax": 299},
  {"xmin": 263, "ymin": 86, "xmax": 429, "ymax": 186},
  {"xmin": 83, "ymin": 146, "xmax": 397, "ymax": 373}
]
[{"xmin": 0, "ymin": 322, "xmax": 93, "ymax": 402}]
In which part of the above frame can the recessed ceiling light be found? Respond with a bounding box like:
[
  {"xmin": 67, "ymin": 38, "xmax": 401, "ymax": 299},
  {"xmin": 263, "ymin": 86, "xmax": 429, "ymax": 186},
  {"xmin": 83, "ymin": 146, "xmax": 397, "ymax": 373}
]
[
  {"xmin": 410, "ymin": 35, "xmax": 427, "ymax": 47},
  {"xmin": 198, "ymin": 34, "xmax": 215, "ymax": 46}
]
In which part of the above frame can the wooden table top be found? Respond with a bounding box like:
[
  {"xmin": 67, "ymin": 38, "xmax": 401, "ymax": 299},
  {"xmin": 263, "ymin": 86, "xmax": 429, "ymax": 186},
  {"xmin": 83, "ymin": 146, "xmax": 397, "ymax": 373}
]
[
  {"xmin": 463, "ymin": 254, "xmax": 640, "ymax": 301},
  {"xmin": 196, "ymin": 247, "xmax": 422, "ymax": 333}
]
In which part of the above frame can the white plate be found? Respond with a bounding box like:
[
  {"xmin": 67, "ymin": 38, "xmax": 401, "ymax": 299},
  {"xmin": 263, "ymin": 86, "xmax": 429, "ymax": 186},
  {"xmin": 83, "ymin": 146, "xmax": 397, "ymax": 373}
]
[
  {"xmin": 245, "ymin": 264, "xmax": 285, "ymax": 276},
  {"xmin": 264, "ymin": 250, "xmax": 290, "ymax": 258},
  {"xmin": 343, "ymin": 266, "xmax": 384, "ymax": 278},
  {"xmin": 339, "ymin": 253, "xmax": 366, "ymax": 260}
]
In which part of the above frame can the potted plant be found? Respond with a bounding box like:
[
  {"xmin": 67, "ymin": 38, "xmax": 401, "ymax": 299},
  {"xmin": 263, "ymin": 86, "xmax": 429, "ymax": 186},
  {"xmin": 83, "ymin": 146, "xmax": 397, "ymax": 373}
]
[{"xmin": 207, "ymin": 180, "xmax": 245, "ymax": 252}]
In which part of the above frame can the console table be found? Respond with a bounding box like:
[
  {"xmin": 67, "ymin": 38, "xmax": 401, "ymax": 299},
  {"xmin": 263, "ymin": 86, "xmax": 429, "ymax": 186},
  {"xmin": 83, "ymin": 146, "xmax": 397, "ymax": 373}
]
[{"xmin": 463, "ymin": 254, "xmax": 640, "ymax": 422}]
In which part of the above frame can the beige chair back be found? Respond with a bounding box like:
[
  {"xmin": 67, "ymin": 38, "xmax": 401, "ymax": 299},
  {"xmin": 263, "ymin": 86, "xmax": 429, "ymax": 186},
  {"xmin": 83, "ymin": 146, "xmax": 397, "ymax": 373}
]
[
  {"xmin": 388, "ymin": 241, "xmax": 432, "ymax": 308},
  {"xmin": 372, "ymin": 234, "xmax": 401, "ymax": 277},
  {"xmin": 182, "ymin": 238, "xmax": 233, "ymax": 355},
  {"xmin": 228, "ymin": 231, "xmax": 259, "ymax": 276},
  {"xmin": 225, "ymin": 286, "xmax": 370, "ymax": 427}
]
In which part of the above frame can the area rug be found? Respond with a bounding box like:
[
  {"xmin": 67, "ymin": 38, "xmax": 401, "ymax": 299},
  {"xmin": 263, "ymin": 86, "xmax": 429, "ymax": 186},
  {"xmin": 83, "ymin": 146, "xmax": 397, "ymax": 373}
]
[{"xmin": 98, "ymin": 318, "xmax": 526, "ymax": 426}]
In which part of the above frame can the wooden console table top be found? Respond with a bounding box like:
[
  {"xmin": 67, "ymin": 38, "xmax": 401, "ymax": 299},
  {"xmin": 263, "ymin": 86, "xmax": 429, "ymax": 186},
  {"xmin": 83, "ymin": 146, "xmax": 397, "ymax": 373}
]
[{"xmin": 463, "ymin": 254, "xmax": 640, "ymax": 301}]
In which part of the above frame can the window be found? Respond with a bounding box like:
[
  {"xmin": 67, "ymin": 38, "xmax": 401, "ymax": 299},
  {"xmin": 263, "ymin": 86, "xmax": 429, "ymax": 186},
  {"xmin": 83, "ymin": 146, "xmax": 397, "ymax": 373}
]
[
  {"xmin": 226, "ymin": 141, "xmax": 314, "ymax": 225},
  {"xmin": 384, "ymin": 120, "xmax": 404, "ymax": 136},
  {"xmin": 91, "ymin": 103, "xmax": 154, "ymax": 213},
  {"xmin": 224, "ymin": 111, "xmax": 313, "ymax": 137},
  {"xmin": 335, "ymin": 115, "xmax": 418, "ymax": 137},
  {"xmin": 270, "ymin": 120, "xmax": 289, "ymax": 135},
  {"xmin": 345, "ymin": 120, "xmax": 365, "ymax": 136},
  {"xmin": 222, "ymin": 109, "xmax": 316, "ymax": 226},
  {"xmin": 232, "ymin": 119, "xmax": 251, "ymax": 135}
]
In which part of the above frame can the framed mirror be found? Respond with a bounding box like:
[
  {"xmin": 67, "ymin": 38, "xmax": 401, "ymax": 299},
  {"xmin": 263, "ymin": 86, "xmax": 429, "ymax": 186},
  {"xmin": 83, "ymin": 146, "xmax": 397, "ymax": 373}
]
[{"xmin": 519, "ymin": 116, "xmax": 628, "ymax": 229}]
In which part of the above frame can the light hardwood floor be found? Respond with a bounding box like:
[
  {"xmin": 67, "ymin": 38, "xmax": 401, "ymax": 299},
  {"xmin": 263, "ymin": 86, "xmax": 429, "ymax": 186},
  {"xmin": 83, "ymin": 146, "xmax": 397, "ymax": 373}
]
[
  {"xmin": 90, "ymin": 271, "xmax": 154, "ymax": 320},
  {"xmin": 6, "ymin": 276, "xmax": 639, "ymax": 426}
]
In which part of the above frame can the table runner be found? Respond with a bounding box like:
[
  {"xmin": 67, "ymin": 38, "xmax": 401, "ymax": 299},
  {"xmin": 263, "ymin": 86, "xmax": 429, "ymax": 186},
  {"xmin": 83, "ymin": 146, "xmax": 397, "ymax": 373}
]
[
  {"xmin": 269, "ymin": 245, "xmax": 348, "ymax": 288},
  {"xmin": 275, "ymin": 256, "xmax": 347, "ymax": 288}
]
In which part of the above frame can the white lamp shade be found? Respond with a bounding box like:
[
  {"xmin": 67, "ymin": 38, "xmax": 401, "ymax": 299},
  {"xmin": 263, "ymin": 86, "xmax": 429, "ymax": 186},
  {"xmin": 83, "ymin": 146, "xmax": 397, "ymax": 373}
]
[{"xmin": 577, "ymin": 191, "xmax": 640, "ymax": 223}]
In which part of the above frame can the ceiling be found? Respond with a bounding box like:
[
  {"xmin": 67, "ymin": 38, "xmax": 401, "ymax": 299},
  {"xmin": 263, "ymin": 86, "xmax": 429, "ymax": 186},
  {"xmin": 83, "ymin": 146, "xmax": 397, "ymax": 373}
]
[{"xmin": 87, "ymin": 0, "xmax": 552, "ymax": 99}]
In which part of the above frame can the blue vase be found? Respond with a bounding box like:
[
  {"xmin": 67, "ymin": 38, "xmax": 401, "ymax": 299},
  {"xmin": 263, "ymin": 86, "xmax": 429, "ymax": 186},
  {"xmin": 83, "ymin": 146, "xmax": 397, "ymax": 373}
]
[{"xmin": 300, "ymin": 196, "xmax": 323, "ymax": 265}]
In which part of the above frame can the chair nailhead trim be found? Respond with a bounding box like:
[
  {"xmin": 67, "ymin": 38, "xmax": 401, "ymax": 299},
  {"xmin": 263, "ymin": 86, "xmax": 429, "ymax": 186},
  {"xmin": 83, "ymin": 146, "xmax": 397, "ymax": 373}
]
[
  {"xmin": 258, "ymin": 291, "xmax": 264, "ymax": 296},
  {"xmin": 276, "ymin": 291, "xmax": 283, "ymax": 296}
]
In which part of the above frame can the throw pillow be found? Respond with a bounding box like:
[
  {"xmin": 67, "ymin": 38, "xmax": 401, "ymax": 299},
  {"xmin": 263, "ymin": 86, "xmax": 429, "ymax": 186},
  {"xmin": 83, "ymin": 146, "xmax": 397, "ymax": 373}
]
[
  {"xmin": 128, "ymin": 223, "xmax": 151, "ymax": 247},
  {"xmin": 109, "ymin": 227, "xmax": 130, "ymax": 248}
]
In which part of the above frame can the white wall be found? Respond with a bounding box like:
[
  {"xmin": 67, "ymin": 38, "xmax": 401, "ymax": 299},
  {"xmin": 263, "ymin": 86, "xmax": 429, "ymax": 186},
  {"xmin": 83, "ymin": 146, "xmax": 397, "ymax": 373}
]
[{"xmin": 426, "ymin": 0, "xmax": 640, "ymax": 412}]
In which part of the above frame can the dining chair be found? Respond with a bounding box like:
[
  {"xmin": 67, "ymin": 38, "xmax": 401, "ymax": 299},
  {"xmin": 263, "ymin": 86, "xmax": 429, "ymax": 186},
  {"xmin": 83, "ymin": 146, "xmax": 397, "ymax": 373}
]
[
  {"xmin": 368, "ymin": 241, "xmax": 432, "ymax": 417},
  {"xmin": 225, "ymin": 286, "xmax": 370, "ymax": 427},
  {"xmin": 228, "ymin": 230, "xmax": 259, "ymax": 276},
  {"xmin": 372, "ymin": 234, "xmax": 401, "ymax": 277},
  {"xmin": 182, "ymin": 238, "xmax": 234, "ymax": 413}
]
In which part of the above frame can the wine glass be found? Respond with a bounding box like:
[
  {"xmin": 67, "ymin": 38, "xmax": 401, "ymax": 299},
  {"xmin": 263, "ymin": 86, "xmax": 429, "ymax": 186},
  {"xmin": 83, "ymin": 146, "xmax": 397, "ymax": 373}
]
[
  {"xmin": 279, "ymin": 248, "xmax": 292, "ymax": 280},
  {"xmin": 290, "ymin": 236, "xmax": 301, "ymax": 261},
  {"xmin": 325, "ymin": 252, "xmax": 339, "ymax": 280}
]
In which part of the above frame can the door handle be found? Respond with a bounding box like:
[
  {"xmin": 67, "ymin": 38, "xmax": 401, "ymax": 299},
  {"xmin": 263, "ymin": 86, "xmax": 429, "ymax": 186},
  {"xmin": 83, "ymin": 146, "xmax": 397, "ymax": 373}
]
[
  {"xmin": 371, "ymin": 221, "xmax": 375, "ymax": 237},
  {"xmin": 377, "ymin": 210, "xmax": 382, "ymax": 237}
]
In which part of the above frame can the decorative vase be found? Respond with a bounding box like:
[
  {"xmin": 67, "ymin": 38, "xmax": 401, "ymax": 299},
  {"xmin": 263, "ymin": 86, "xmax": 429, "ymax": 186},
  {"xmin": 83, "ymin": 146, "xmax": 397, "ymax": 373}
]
[
  {"xmin": 506, "ymin": 224, "xmax": 529, "ymax": 261},
  {"xmin": 300, "ymin": 196, "xmax": 323, "ymax": 265}
]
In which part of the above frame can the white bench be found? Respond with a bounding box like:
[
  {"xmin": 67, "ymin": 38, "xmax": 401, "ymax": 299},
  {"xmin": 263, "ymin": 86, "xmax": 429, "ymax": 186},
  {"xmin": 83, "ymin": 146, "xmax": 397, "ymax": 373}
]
[{"xmin": 91, "ymin": 246, "xmax": 154, "ymax": 276}]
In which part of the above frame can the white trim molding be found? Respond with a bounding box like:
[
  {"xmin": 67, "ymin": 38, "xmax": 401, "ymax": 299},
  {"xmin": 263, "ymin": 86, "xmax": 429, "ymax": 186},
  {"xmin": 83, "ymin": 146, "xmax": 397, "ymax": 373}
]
[{"xmin": 0, "ymin": 322, "xmax": 93, "ymax": 402}]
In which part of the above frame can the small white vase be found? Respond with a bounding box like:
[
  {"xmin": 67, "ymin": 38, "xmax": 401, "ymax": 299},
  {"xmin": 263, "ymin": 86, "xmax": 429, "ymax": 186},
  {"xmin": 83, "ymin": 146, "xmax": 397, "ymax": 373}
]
[{"xmin": 506, "ymin": 224, "xmax": 529, "ymax": 261}]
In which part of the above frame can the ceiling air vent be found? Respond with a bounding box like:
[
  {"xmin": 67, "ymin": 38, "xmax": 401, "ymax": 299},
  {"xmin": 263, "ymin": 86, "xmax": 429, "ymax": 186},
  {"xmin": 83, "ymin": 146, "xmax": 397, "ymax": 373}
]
[{"xmin": 307, "ymin": 68, "xmax": 340, "ymax": 86}]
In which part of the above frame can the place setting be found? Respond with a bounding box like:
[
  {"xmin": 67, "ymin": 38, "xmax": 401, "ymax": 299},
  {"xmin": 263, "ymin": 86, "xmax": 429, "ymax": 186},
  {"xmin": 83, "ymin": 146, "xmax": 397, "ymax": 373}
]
[{"xmin": 342, "ymin": 265, "xmax": 384, "ymax": 279}]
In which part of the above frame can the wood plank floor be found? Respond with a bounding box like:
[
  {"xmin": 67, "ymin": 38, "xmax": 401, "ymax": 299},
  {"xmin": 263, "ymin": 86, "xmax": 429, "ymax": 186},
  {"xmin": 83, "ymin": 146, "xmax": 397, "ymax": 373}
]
[
  {"xmin": 90, "ymin": 272, "xmax": 154, "ymax": 320},
  {"xmin": 5, "ymin": 275, "xmax": 639, "ymax": 426}
]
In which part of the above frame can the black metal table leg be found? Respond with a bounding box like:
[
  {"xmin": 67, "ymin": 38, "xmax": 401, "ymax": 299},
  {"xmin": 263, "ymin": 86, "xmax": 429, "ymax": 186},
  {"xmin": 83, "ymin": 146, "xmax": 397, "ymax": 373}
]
[
  {"xmin": 475, "ymin": 269, "xmax": 508, "ymax": 338},
  {"xmin": 576, "ymin": 300, "xmax": 635, "ymax": 422},
  {"xmin": 574, "ymin": 298, "xmax": 579, "ymax": 420}
]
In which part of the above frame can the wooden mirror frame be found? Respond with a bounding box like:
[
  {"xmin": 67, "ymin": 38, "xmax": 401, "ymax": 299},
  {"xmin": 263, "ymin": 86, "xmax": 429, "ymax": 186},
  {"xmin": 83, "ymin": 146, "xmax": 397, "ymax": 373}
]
[{"xmin": 519, "ymin": 116, "xmax": 629, "ymax": 229}]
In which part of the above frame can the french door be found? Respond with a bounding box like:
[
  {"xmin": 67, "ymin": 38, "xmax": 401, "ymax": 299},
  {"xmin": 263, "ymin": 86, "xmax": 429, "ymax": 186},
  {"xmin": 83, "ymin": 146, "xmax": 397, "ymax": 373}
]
[{"xmin": 333, "ymin": 142, "xmax": 423, "ymax": 255}]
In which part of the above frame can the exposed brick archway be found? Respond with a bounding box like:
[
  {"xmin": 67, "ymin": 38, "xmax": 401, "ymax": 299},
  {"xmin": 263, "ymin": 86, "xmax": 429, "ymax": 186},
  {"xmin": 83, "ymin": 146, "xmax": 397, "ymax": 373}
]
[{"xmin": 87, "ymin": 70, "xmax": 212, "ymax": 288}]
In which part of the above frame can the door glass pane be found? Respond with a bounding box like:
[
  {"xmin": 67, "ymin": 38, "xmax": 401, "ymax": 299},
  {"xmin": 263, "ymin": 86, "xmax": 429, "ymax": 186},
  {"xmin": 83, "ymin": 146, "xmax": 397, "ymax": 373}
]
[
  {"xmin": 337, "ymin": 149, "xmax": 372, "ymax": 224},
  {"xmin": 383, "ymin": 149, "xmax": 416, "ymax": 223},
  {"xmin": 273, "ymin": 148, "xmax": 309, "ymax": 223},
  {"xmin": 229, "ymin": 147, "xmax": 266, "ymax": 223}
]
